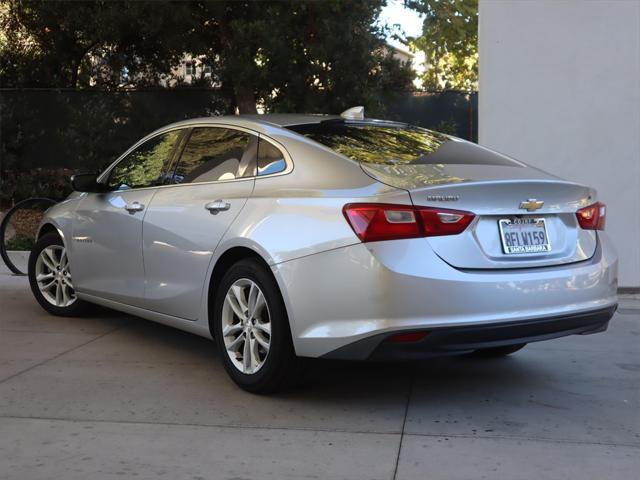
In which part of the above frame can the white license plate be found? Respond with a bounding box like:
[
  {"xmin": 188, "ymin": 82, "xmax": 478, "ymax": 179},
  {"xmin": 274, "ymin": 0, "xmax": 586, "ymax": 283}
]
[{"xmin": 498, "ymin": 218, "xmax": 551, "ymax": 254}]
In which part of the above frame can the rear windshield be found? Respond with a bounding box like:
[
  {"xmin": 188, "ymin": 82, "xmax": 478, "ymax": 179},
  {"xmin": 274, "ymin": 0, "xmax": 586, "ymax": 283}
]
[{"xmin": 287, "ymin": 122, "xmax": 519, "ymax": 167}]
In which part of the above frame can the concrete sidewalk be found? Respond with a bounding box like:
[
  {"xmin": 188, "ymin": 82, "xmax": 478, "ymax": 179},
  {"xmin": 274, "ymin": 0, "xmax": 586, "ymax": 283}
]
[{"xmin": 0, "ymin": 264, "xmax": 638, "ymax": 479}]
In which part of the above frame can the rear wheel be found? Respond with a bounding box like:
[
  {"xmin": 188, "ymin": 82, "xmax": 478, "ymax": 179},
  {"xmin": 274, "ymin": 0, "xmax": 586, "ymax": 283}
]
[
  {"xmin": 28, "ymin": 232, "xmax": 91, "ymax": 316},
  {"xmin": 472, "ymin": 343, "xmax": 527, "ymax": 357},
  {"xmin": 213, "ymin": 258, "xmax": 303, "ymax": 393}
]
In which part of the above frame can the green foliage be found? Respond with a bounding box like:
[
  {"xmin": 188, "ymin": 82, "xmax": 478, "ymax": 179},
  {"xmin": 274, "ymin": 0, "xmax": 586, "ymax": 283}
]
[
  {"xmin": 0, "ymin": 0, "xmax": 414, "ymax": 204},
  {"xmin": 181, "ymin": 0, "xmax": 415, "ymax": 114},
  {"xmin": 0, "ymin": 1, "xmax": 416, "ymax": 203},
  {"xmin": 0, "ymin": 89, "xmax": 231, "ymax": 204},
  {"xmin": 0, "ymin": 168, "xmax": 72, "ymax": 206},
  {"xmin": 0, "ymin": 0, "xmax": 193, "ymax": 88},
  {"xmin": 407, "ymin": 0, "xmax": 478, "ymax": 91},
  {"xmin": 5, "ymin": 234, "xmax": 35, "ymax": 251},
  {"xmin": 434, "ymin": 118, "xmax": 458, "ymax": 135},
  {"xmin": 0, "ymin": 1, "xmax": 414, "ymax": 113}
]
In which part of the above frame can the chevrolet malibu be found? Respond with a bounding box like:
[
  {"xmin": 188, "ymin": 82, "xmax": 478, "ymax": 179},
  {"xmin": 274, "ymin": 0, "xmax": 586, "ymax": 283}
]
[{"xmin": 28, "ymin": 109, "xmax": 618, "ymax": 393}]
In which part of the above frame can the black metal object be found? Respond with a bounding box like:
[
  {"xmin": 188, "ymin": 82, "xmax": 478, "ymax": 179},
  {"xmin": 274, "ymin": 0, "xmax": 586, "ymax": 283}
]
[
  {"xmin": 0, "ymin": 197, "xmax": 57, "ymax": 275},
  {"xmin": 385, "ymin": 90, "xmax": 478, "ymax": 142},
  {"xmin": 0, "ymin": 89, "xmax": 478, "ymax": 177}
]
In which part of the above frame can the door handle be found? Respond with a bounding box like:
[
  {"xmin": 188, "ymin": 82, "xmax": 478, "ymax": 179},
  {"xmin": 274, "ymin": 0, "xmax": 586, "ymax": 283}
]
[
  {"xmin": 124, "ymin": 202, "xmax": 145, "ymax": 214},
  {"xmin": 205, "ymin": 200, "xmax": 231, "ymax": 214}
]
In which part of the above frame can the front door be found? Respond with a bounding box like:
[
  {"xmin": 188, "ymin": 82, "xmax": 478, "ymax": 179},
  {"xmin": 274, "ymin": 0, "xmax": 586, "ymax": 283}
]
[{"xmin": 71, "ymin": 129, "xmax": 183, "ymax": 306}]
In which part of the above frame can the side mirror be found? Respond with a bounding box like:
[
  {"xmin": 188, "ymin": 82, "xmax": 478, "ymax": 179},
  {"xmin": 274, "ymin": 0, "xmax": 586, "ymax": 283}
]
[{"xmin": 71, "ymin": 173, "xmax": 107, "ymax": 193}]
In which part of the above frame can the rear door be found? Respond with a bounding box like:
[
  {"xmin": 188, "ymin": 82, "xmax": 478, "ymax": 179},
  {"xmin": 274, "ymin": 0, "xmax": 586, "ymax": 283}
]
[
  {"xmin": 142, "ymin": 126, "xmax": 257, "ymax": 320},
  {"xmin": 72, "ymin": 129, "xmax": 183, "ymax": 305}
]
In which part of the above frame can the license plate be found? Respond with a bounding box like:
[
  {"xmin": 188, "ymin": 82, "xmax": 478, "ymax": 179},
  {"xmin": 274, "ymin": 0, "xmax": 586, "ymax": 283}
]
[{"xmin": 498, "ymin": 218, "xmax": 551, "ymax": 254}]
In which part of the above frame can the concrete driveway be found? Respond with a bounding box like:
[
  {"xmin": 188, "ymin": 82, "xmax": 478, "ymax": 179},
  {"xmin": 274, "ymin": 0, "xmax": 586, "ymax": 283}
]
[{"xmin": 0, "ymin": 263, "xmax": 638, "ymax": 480}]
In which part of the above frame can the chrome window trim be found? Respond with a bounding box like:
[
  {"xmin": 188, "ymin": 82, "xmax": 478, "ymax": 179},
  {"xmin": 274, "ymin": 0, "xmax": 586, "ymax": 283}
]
[
  {"xmin": 96, "ymin": 123, "xmax": 294, "ymax": 191},
  {"xmin": 92, "ymin": 176, "xmax": 257, "ymax": 194}
]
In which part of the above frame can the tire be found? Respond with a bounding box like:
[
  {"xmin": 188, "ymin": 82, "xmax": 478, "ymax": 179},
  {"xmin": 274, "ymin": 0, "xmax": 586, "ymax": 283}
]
[
  {"xmin": 28, "ymin": 232, "xmax": 91, "ymax": 317},
  {"xmin": 213, "ymin": 257, "xmax": 304, "ymax": 393},
  {"xmin": 472, "ymin": 343, "xmax": 527, "ymax": 357}
]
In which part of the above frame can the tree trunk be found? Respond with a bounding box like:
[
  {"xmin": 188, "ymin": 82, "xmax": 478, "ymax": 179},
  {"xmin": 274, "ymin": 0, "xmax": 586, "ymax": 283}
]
[
  {"xmin": 69, "ymin": 42, "xmax": 98, "ymax": 88},
  {"xmin": 69, "ymin": 57, "xmax": 80, "ymax": 88},
  {"xmin": 234, "ymin": 84, "xmax": 257, "ymax": 114}
]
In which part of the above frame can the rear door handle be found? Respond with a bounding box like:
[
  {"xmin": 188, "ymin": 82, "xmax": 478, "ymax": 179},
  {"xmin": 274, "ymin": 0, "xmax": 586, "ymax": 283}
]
[
  {"xmin": 124, "ymin": 202, "xmax": 145, "ymax": 214},
  {"xmin": 205, "ymin": 200, "xmax": 231, "ymax": 214}
]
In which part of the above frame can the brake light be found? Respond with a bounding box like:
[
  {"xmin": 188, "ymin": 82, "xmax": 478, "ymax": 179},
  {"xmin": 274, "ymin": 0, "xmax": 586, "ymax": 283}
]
[
  {"xmin": 576, "ymin": 202, "xmax": 606, "ymax": 230},
  {"xmin": 343, "ymin": 203, "xmax": 475, "ymax": 242}
]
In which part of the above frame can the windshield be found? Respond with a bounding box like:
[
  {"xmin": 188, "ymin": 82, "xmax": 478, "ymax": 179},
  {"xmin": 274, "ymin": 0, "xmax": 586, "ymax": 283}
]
[{"xmin": 287, "ymin": 122, "xmax": 519, "ymax": 167}]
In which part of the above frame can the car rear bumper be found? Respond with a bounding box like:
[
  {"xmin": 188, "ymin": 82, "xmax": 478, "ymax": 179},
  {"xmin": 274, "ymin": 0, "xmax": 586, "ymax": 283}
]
[
  {"xmin": 272, "ymin": 233, "xmax": 618, "ymax": 358},
  {"xmin": 321, "ymin": 305, "xmax": 617, "ymax": 360}
]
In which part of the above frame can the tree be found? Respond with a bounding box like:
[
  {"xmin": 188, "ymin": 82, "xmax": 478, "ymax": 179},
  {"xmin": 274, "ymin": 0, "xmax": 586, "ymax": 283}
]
[
  {"xmin": 184, "ymin": 0, "xmax": 414, "ymax": 114},
  {"xmin": 0, "ymin": 1, "xmax": 194, "ymax": 89},
  {"xmin": 1, "ymin": 0, "xmax": 414, "ymax": 113},
  {"xmin": 406, "ymin": 0, "xmax": 478, "ymax": 91},
  {"xmin": 1, "ymin": 1, "xmax": 415, "ymax": 203}
]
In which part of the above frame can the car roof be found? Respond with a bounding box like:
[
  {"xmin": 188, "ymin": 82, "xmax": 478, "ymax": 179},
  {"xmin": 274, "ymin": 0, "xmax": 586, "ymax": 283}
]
[
  {"xmin": 158, "ymin": 113, "xmax": 341, "ymax": 132},
  {"xmin": 240, "ymin": 113, "xmax": 341, "ymax": 127},
  {"xmin": 147, "ymin": 114, "xmax": 411, "ymax": 155},
  {"xmin": 158, "ymin": 114, "xmax": 408, "ymax": 135}
]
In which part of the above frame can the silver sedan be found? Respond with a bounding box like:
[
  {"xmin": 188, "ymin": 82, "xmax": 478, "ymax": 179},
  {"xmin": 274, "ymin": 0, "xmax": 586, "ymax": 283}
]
[{"xmin": 28, "ymin": 109, "xmax": 618, "ymax": 392}]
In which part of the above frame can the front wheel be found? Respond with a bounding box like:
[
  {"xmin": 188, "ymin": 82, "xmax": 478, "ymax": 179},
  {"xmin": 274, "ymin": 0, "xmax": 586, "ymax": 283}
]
[
  {"xmin": 28, "ymin": 232, "xmax": 91, "ymax": 316},
  {"xmin": 213, "ymin": 258, "xmax": 304, "ymax": 393}
]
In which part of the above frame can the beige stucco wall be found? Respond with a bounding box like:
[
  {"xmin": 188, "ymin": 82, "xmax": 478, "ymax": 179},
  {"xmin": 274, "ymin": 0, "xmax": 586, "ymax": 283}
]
[{"xmin": 479, "ymin": 0, "xmax": 640, "ymax": 287}]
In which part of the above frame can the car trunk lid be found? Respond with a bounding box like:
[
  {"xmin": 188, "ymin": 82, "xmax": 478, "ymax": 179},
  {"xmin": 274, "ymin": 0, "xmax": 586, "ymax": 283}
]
[{"xmin": 361, "ymin": 148, "xmax": 597, "ymax": 270}]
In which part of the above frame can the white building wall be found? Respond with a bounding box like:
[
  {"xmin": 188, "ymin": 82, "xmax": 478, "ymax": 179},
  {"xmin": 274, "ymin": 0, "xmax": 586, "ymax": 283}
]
[{"xmin": 479, "ymin": 0, "xmax": 640, "ymax": 288}]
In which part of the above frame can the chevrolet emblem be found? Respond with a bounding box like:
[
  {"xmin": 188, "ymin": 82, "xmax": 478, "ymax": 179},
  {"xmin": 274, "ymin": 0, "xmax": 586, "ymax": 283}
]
[{"xmin": 519, "ymin": 199, "xmax": 544, "ymax": 212}]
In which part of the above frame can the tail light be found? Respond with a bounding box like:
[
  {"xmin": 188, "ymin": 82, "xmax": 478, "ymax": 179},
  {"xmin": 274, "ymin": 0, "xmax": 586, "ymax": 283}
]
[
  {"xmin": 343, "ymin": 203, "xmax": 475, "ymax": 242},
  {"xmin": 576, "ymin": 202, "xmax": 606, "ymax": 230}
]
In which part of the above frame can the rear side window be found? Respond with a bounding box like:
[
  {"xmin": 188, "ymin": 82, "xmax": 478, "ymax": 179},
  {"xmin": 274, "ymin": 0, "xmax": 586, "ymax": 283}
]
[
  {"xmin": 173, "ymin": 127, "xmax": 257, "ymax": 184},
  {"xmin": 108, "ymin": 130, "xmax": 181, "ymax": 190},
  {"xmin": 257, "ymin": 139, "xmax": 287, "ymax": 176}
]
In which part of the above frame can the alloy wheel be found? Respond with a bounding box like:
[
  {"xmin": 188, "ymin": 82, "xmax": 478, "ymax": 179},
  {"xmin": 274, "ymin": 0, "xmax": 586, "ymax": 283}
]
[
  {"xmin": 221, "ymin": 278, "xmax": 271, "ymax": 374},
  {"xmin": 35, "ymin": 245, "xmax": 77, "ymax": 307}
]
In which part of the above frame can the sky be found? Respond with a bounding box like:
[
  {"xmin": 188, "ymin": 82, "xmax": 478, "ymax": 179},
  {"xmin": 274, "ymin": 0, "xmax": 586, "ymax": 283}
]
[
  {"xmin": 378, "ymin": 0, "xmax": 425, "ymax": 50},
  {"xmin": 378, "ymin": 0, "xmax": 426, "ymax": 87}
]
